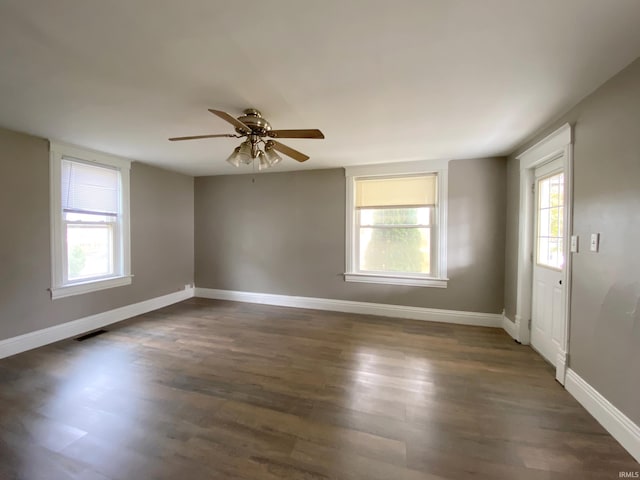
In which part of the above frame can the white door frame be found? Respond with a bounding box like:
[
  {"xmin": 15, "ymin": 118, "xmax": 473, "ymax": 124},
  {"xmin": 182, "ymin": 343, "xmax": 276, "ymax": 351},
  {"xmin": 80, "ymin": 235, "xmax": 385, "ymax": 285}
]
[{"xmin": 515, "ymin": 123, "xmax": 573, "ymax": 384}]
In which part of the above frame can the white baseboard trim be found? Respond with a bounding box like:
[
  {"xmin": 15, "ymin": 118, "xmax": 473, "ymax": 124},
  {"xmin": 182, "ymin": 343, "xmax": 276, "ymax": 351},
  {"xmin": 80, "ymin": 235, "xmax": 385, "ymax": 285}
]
[
  {"xmin": 565, "ymin": 369, "xmax": 640, "ymax": 463},
  {"xmin": 194, "ymin": 288, "xmax": 502, "ymax": 328},
  {"xmin": 0, "ymin": 287, "xmax": 195, "ymax": 360},
  {"xmin": 502, "ymin": 312, "xmax": 519, "ymax": 340}
]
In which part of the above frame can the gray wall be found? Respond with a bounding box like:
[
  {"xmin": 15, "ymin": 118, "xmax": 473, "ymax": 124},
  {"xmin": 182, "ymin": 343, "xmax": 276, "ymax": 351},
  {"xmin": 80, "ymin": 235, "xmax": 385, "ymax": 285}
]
[
  {"xmin": 195, "ymin": 157, "xmax": 506, "ymax": 314},
  {"xmin": 504, "ymin": 57, "xmax": 640, "ymax": 424},
  {"xmin": 503, "ymin": 155, "xmax": 520, "ymax": 321},
  {"xmin": 0, "ymin": 127, "xmax": 194, "ymax": 341}
]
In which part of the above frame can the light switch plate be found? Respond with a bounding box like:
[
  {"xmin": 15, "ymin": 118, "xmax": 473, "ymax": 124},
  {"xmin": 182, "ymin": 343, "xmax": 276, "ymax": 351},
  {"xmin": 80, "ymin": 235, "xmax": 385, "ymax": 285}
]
[
  {"xmin": 590, "ymin": 233, "xmax": 600, "ymax": 252},
  {"xmin": 570, "ymin": 235, "xmax": 579, "ymax": 253}
]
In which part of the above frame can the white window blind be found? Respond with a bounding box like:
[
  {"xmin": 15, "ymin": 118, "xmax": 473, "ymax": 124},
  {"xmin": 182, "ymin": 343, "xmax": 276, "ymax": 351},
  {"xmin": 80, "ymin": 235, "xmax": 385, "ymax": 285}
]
[
  {"xmin": 355, "ymin": 175, "xmax": 437, "ymax": 208},
  {"xmin": 61, "ymin": 158, "xmax": 119, "ymax": 215}
]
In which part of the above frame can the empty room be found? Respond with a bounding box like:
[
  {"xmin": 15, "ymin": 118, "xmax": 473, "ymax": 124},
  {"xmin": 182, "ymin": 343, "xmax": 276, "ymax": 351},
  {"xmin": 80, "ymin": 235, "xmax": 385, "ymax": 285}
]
[{"xmin": 1, "ymin": 1, "xmax": 639, "ymax": 479}]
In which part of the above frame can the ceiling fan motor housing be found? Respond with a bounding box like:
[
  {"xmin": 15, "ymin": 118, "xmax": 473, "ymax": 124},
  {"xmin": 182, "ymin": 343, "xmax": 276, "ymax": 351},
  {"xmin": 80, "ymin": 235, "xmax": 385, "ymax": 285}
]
[{"xmin": 236, "ymin": 109, "xmax": 272, "ymax": 136}]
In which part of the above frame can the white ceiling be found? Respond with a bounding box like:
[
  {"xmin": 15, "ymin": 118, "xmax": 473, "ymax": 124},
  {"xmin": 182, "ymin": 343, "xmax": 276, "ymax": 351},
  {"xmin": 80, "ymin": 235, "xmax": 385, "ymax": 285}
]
[{"xmin": 1, "ymin": 1, "xmax": 639, "ymax": 176}]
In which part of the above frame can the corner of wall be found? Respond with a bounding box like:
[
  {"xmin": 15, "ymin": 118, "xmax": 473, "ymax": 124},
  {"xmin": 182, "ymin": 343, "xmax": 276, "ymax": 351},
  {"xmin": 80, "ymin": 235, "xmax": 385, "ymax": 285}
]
[{"xmin": 501, "ymin": 310, "xmax": 519, "ymax": 341}]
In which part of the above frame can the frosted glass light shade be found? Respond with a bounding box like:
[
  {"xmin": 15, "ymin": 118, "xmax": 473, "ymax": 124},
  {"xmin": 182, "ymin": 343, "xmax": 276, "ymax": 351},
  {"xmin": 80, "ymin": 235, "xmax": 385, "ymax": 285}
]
[
  {"xmin": 264, "ymin": 147, "xmax": 282, "ymax": 167},
  {"xmin": 257, "ymin": 151, "xmax": 271, "ymax": 170},
  {"xmin": 238, "ymin": 141, "xmax": 253, "ymax": 164},
  {"xmin": 226, "ymin": 147, "xmax": 242, "ymax": 167}
]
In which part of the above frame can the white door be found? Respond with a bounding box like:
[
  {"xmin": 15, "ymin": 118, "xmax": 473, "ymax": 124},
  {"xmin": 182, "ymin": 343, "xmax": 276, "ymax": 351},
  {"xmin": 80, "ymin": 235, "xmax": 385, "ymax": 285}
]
[{"xmin": 531, "ymin": 158, "xmax": 565, "ymax": 365}]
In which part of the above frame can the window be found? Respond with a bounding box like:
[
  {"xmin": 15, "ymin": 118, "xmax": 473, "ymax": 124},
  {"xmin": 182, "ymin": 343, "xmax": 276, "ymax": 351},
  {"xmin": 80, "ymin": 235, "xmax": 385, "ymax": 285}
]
[
  {"xmin": 50, "ymin": 142, "xmax": 131, "ymax": 299},
  {"xmin": 345, "ymin": 161, "xmax": 448, "ymax": 288},
  {"xmin": 536, "ymin": 171, "xmax": 564, "ymax": 270}
]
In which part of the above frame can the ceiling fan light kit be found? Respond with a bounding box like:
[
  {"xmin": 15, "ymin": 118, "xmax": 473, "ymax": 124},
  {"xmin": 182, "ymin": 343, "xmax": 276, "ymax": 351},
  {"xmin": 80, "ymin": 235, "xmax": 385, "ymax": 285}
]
[{"xmin": 169, "ymin": 108, "xmax": 324, "ymax": 171}]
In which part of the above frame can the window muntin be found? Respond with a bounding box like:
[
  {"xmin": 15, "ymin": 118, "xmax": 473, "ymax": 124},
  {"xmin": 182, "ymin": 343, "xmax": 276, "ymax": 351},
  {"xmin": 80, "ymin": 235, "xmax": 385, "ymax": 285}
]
[{"xmin": 536, "ymin": 171, "xmax": 564, "ymax": 270}]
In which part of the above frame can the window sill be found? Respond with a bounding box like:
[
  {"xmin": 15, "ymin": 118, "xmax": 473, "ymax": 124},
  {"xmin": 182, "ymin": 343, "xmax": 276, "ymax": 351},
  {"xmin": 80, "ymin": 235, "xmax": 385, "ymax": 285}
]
[
  {"xmin": 344, "ymin": 273, "xmax": 448, "ymax": 288},
  {"xmin": 50, "ymin": 275, "xmax": 133, "ymax": 300}
]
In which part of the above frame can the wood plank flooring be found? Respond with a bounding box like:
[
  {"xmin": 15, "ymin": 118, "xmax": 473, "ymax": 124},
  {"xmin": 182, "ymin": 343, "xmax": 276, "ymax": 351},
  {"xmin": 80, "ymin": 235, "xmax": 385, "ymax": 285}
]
[{"xmin": 0, "ymin": 298, "xmax": 637, "ymax": 479}]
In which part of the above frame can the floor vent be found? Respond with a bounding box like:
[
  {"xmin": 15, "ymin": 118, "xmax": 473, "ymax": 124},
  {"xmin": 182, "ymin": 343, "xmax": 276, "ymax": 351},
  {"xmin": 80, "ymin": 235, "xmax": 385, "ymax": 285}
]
[{"xmin": 75, "ymin": 329, "xmax": 108, "ymax": 341}]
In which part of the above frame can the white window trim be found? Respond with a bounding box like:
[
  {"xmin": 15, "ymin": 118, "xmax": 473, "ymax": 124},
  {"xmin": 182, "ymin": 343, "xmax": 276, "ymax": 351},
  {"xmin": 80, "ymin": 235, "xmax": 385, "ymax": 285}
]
[
  {"xmin": 344, "ymin": 159, "xmax": 449, "ymax": 288},
  {"xmin": 49, "ymin": 141, "xmax": 132, "ymax": 300}
]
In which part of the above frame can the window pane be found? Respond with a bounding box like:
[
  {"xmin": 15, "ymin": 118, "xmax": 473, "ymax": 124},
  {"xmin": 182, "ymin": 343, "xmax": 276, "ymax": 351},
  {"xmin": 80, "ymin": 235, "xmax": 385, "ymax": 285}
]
[
  {"xmin": 550, "ymin": 183, "xmax": 562, "ymax": 207},
  {"xmin": 537, "ymin": 237, "xmax": 549, "ymax": 266},
  {"xmin": 538, "ymin": 209, "xmax": 550, "ymax": 237},
  {"xmin": 548, "ymin": 238, "xmax": 564, "ymax": 269},
  {"xmin": 549, "ymin": 207, "xmax": 561, "ymax": 237},
  {"xmin": 359, "ymin": 227, "xmax": 430, "ymax": 274},
  {"xmin": 557, "ymin": 206, "xmax": 564, "ymax": 237},
  {"xmin": 539, "ymin": 178, "xmax": 550, "ymax": 209},
  {"xmin": 359, "ymin": 207, "xmax": 430, "ymax": 226},
  {"xmin": 67, "ymin": 224, "xmax": 114, "ymax": 280}
]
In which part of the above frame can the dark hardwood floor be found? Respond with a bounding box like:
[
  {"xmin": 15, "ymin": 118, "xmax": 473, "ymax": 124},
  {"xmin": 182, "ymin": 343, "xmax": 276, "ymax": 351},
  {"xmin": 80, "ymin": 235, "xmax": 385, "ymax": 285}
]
[{"xmin": 0, "ymin": 298, "xmax": 637, "ymax": 479}]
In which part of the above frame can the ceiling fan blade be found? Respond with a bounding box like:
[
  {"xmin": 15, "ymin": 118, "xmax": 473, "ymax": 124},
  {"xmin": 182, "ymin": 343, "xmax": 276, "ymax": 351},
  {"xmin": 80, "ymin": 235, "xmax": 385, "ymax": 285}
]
[
  {"xmin": 268, "ymin": 129, "xmax": 325, "ymax": 139},
  {"xmin": 271, "ymin": 140, "xmax": 310, "ymax": 162},
  {"xmin": 169, "ymin": 134, "xmax": 237, "ymax": 141},
  {"xmin": 208, "ymin": 109, "xmax": 251, "ymax": 134}
]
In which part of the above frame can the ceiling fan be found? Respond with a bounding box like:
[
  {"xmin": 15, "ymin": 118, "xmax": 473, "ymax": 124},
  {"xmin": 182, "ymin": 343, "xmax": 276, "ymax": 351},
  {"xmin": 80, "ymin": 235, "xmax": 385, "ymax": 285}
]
[{"xmin": 169, "ymin": 108, "xmax": 324, "ymax": 170}]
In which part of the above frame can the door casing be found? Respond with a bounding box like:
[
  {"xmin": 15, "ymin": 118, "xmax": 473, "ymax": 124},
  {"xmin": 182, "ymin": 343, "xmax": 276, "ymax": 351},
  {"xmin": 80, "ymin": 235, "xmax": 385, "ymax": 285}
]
[{"xmin": 515, "ymin": 123, "xmax": 573, "ymax": 385}]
